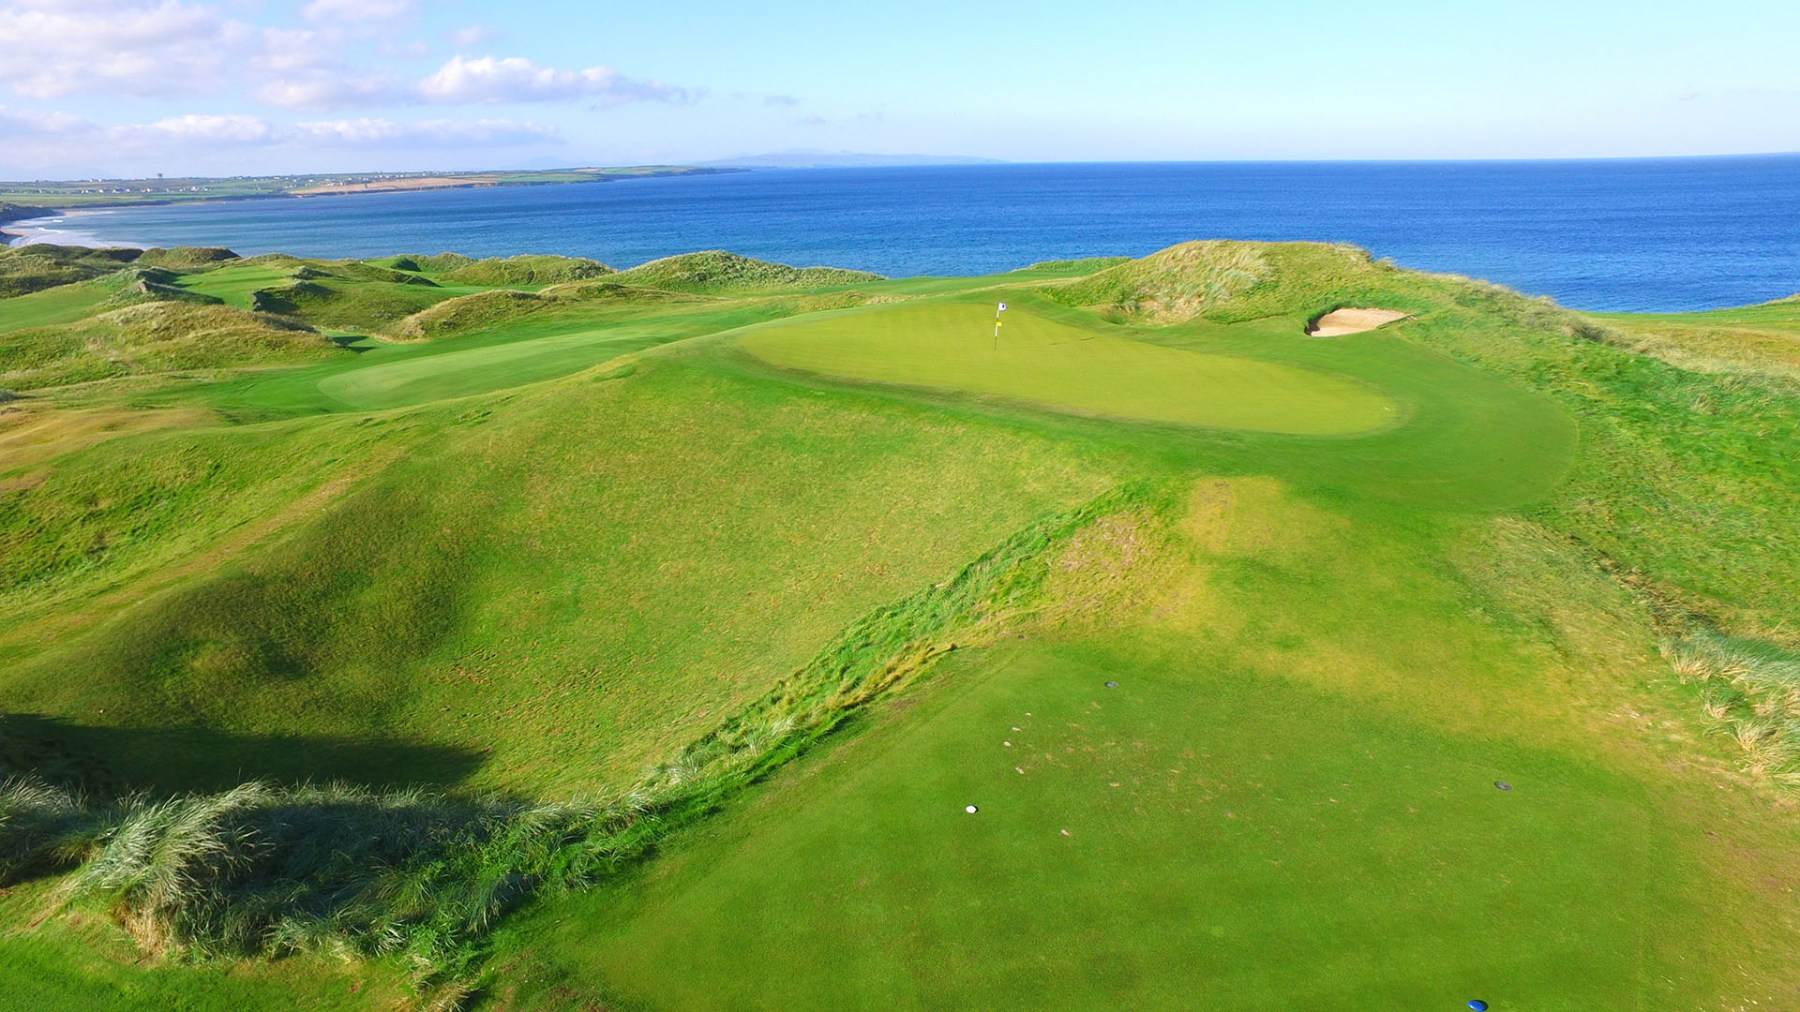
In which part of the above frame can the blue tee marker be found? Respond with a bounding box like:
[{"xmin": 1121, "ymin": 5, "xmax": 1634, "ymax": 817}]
[{"xmin": 1468, "ymin": 1001, "xmax": 1489, "ymax": 1011}]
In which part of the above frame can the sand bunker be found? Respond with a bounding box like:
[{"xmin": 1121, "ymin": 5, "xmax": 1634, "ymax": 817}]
[{"xmin": 1307, "ymin": 308, "xmax": 1410, "ymax": 336}]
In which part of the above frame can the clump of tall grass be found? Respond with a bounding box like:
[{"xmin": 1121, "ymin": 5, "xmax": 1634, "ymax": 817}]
[
  {"xmin": 2, "ymin": 483, "xmax": 1150, "ymax": 989},
  {"xmin": 58, "ymin": 782, "xmax": 621, "ymax": 975},
  {"xmin": 609, "ymin": 250, "xmax": 882, "ymax": 293},
  {"xmin": 0, "ymin": 777, "xmax": 109, "ymax": 881},
  {"xmin": 1663, "ymin": 629, "xmax": 1800, "ymax": 787},
  {"xmin": 1047, "ymin": 241, "xmax": 1272, "ymax": 322}
]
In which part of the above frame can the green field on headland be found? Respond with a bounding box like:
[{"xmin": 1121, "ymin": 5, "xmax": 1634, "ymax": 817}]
[
  {"xmin": 0, "ymin": 167, "xmax": 729, "ymax": 221},
  {"xmin": 2, "ymin": 238, "xmax": 1798, "ymax": 1009}
]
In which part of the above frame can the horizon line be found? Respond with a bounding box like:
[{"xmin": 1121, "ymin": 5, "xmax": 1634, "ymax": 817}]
[{"xmin": 6, "ymin": 149, "xmax": 1800, "ymax": 187}]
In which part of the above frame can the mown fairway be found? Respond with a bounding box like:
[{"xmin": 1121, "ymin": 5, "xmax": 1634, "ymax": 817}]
[{"xmin": 2, "ymin": 241, "xmax": 1798, "ymax": 1009}]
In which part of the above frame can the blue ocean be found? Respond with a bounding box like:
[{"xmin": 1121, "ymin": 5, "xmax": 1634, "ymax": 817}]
[{"xmin": 14, "ymin": 156, "xmax": 1800, "ymax": 312}]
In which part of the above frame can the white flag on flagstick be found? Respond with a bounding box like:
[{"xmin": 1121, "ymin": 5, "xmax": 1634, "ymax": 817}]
[{"xmin": 997, "ymin": 302, "xmax": 1007, "ymax": 312}]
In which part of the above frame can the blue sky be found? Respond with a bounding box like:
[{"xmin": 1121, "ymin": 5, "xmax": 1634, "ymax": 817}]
[{"xmin": 0, "ymin": 0, "xmax": 1796, "ymax": 178}]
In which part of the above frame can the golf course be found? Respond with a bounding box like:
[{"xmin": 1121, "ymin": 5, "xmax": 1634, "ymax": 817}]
[{"xmin": 2, "ymin": 237, "xmax": 1798, "ymax": 1010}]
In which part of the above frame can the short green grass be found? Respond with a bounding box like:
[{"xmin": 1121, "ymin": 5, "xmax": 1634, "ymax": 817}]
[
  {"xmin": 738, "ymin": 298, "xmax": 1400, "ymax": 435},
  {"xmin": 3, "ymin": 240, "xmax": 1799, "ymax": 1008},
  {"xmin": 500, "ymin": 639, "xmax": 1706, "ymax": 1009},
  {"xmin": 0, "ymin": 282, "xmax": 115, "ymax": 334}
]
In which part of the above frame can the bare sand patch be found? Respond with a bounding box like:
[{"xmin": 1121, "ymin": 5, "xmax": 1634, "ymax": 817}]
[
  {"xmin": 1307, "ymin": 308, "xmax": 1410, "ymax": 337},
  {"xmin": 292, "ymin": 176, "xmax": 502, "ymax": 197}
]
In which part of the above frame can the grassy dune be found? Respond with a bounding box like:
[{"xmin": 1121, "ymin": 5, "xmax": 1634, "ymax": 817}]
[{"xmin": 2, "ymin": 241, "xmax": 1798, "ymax": 1008}]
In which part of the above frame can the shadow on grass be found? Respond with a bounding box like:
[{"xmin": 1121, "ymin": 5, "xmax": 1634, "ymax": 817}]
[{"xmin": 0, "ymin": 712, "xmax": 485, "ymax": 796}]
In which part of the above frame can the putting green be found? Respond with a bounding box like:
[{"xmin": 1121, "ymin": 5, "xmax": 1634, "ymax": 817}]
[{"xmin": 739, "ymin": 301, "xmax": 1399, "ymax": 435}]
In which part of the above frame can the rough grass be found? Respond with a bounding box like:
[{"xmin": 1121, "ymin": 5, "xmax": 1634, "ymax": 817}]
[
  {"xmin": 248, "ymin": 278, "xmax": 455, "ymax": 332},
  {"xmin": 380, "ymin": 284, "xmax": 694, "ymax": 342},
  {"xmin": 3, "ymin": 240, "xmax": 1800, "ymax": 1006},
  {"xmin": 0, "ymin": 267, "xmax": 222, "ymax": 336},
  {"xmin": 1664, "ymin": 630, "xmax": 1800, "ymax": 786},
  {"xmin": 0, "ymin": 244, "xmax": 143, "ymax": 298},
  {"xmin": 1588, "ymin": 297, "xmax": 1800, "ymax": 387},
  {"xmin": 134, "ymin": 247, "xmax": 239, "ymax": 269},
  {"xmin": 0, "ymin": 302, "xmax": 337, "ymax": 390},
  {"xmin": 1045, "ymin": 240, "xmax": 1441, "ymax": 326},
  {"xmin": 0, "ymin": 484, "xmax": 1135, "ymax": 986},
  {"xmin": 375, "ymin": 253, "xmax": 478, "ymax": 275},
  {"xmin": 438, "ymin": 255, "xmax": 613, "ymax": 287},
  {"xmin": 611, "ymin": 250, "xmax": 881, "ymax": 293},
  {"xmin": 1046, "ymin": 240, "xmax": 1274, "ymax": 321},
  {"xmin": 384, "ymin": 290, "xmax": 556, "ymax": 341}
]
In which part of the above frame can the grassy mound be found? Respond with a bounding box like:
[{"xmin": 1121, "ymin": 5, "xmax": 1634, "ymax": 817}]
[
  {"xmin": 370, "ymin": 253, "xmax": 477, "ymax": 275},
  {"xmin": 385, "ymin": 289, "xmax": 554, "ymax": 341},
  {"xmin": 1045, "ymin": 240, "xmax": 1273, "ymax": 321},
  {"xmin": 612, "ymin": 250, "xmax": 882, "ymax": 293},
  {"xmin": 386, "ymin": 283, "xmax": 693, "ymax": 341},
  {"xmin": 1046, "ymin": 240, "xmax": 1439, "ymax": 325},
  {"xmin": 536, "ymin": 279, "xmax": 688, "ymax": 301},
  {"xmin": 0, "ymin": 303, "xmax": 335, "ymax": 390},
  {"xmin": 244, "ymin": 277, "xmax": 453, "ymax": 331},
  {"xmin": 439, "ymin": 255, "xmax": 614, "ymax": 286},
  {"xmin": 0, "ymin": 267, "xmax": 223, "ymax": 334},
  {"xmin": 135, "ymin": 247, "xmax": 239, "ymax": 269},
  {"xmin": 0, "ymin": 244, "xmax": 143, "ymax": 298},
  {"xmin": 100, "ymin": 269, "xmax": 226, "ymax": 311}
]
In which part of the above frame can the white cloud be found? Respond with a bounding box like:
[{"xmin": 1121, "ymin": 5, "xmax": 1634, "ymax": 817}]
[
  {"xmin": 0, "ymin": 0, "xmax": 250, "ymax": 99},
  {"xmin": 449, "ymin": 24, "xmax": 499, "ymax": 49},
  {"xmin": 0, "ymin": 104, "xmax": 91, "ymax": 137},
  {"xmin": 0, "ymin": 1, "xmax": 695, "ymax": 120},
  {"xmin": 257, "ymin": 72, "xmax": 402, "ymax": 111},
  {"xmin": 302, "ymin": 0, "xmax": 414, "ymax": 23},
  {"xmin": 134, "ymin": 113, "xmax": 272, "ymax": 143},
  {"xmin": 255, "ymin": 27, "xmax": 336, "ymax": 74},
  {"xmin": 416, "ymin": 55, "xmax": 692, "ymax": 107},
  {"xmin": 0, "ymin": 109, "xmax": 562, "ymax": 176},
  {"xmin": 293, "ymin": 117, "xmax": 558, "ymax": 146}
]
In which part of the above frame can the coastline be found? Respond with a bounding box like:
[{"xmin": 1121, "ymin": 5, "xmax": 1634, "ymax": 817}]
[
  {"xmin": 0, "ymin": 206, "xmax": 117, "ymax": 248},
  {"xmin": 0, "ymin": 166, "xmax": 745, "ymax": 248},
  {"xmin": 0, "ymin": 203, "xmax": 64, "ymax": 247}
]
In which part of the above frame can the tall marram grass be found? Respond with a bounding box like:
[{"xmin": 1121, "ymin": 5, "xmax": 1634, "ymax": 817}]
[
  {"xmin": 0, "ymin": 482, "xmax": 1147, "ymax": 990},
  {"xmin": 0, "ymin": 776, "xmax": 107, "ymax": 880},
  {"xmin": 1663, "ymin": 629, "xmax": 1800, "ymax": 787}
]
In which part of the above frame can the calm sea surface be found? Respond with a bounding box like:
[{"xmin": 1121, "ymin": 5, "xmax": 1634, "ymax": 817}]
[{"xmin": 14, "ymin": 157, "xmax": 1800, "ymax": 312}]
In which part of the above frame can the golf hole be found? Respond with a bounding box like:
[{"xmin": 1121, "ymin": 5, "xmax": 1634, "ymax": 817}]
[
  {"xmin": 1105, "ymin": 680, "xmax": 1118, "ymax": 689},
  {"xmin": 1495, "ymin": 781, "xmax": 1512, "ymax": 791}
]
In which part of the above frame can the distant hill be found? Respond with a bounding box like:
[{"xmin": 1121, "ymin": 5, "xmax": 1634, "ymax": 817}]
[{"xmin": 704, "ymin": 150, "xmax": 1005, "ymax": 169}]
